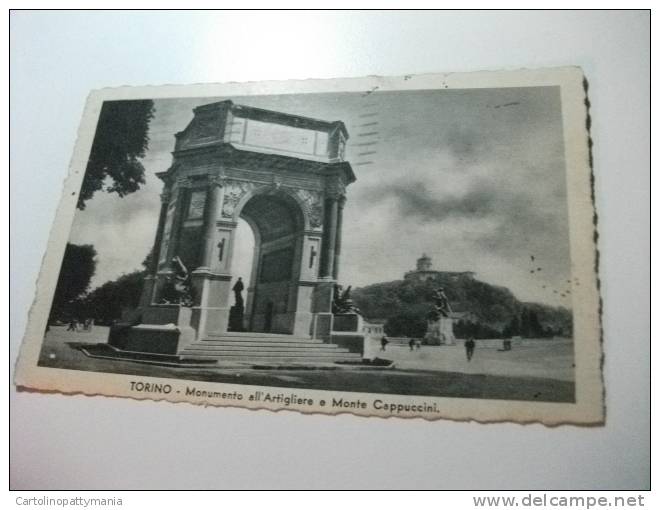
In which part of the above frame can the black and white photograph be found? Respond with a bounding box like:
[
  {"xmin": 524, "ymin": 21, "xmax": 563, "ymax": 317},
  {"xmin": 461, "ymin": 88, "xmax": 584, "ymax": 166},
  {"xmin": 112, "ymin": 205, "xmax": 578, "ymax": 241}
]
[{"xmin": 14, "ymin": 69, "xmax": 602, "ymax": 424}]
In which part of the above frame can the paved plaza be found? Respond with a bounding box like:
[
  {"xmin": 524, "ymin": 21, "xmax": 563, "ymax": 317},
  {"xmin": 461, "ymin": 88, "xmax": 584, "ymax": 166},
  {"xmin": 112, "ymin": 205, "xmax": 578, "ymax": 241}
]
[{"xmin": 36, "ymin": 326, "xmax": 575, "ymax": 403}]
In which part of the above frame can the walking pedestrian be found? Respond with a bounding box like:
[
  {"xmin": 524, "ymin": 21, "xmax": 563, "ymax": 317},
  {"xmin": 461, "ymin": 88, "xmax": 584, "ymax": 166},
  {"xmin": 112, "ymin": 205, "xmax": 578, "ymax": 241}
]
[
  {"xmin": 380, "ymin": 336, "xmax": 389, "ymax": 351},
  {"xmin": 465, "ymin": 336, "xmax": 476, "ymax": 361}
]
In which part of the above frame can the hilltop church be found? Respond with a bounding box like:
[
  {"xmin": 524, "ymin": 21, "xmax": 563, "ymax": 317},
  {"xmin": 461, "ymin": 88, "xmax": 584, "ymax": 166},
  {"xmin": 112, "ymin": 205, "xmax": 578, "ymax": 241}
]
[{"xmin": 404, "ymin": 254, "xmax": 475, "ymax": 283}]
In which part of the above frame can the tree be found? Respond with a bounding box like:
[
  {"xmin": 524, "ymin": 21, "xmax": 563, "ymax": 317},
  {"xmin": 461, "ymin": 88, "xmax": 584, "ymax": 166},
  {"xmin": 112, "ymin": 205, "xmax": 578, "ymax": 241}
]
[
  {"xmin": 74, "ymin": 249, "xmax": 154, "ymax": 325},
  {"xmin": 78, "ymin": 100, "xmax": 155, "ymax": 209},
  {"xmin": 454, "ymin": 319, "xmax": 502, "ymax": 340},
  {"xmin": 502, "ymin": 315, "xmax": 520, "ymax": 338},
  {"xmin": 49, "ymin": 243, "xmax": 97, "ymax": 320},
  {"xmin": 384, "ymin": 312, "xmax": 427, "ymax": 338},
  {"xmin": 81, "ymin": 271, "xmax": 145, "ymax": 325}
]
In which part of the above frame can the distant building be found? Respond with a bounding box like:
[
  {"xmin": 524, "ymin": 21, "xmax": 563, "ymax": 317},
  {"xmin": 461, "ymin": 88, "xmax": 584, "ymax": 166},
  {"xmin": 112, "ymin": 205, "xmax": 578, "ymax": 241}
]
[{"xmin": 404, "ymin": 254, "xmax": 476, "ymax": 283}]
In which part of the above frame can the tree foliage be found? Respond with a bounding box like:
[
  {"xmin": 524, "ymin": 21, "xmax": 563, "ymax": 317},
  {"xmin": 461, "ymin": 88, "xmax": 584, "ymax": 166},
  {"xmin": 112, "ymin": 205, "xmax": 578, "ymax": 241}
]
[
  {"xmin": 384, "ymin": 312, "xmax": 427, "ymax": 338},
  {"xmin": 70, "ymin": 250, "xmax": 154, "ymax": 325},
  {"xmin": 75, "ymin": 270, "xmax": 145, "ymax": 325},
  {"xmin": 453, "ymin": 320, "xmax": 503, "ymax": 340},
  {"xmin": 78, "ymin": 100, "xmax": 155, "ymax": 209},
  {"xmin": 351, "ymin": 275, "xmax": 573, "ymax": 339},
  {"xmin": 49, "ymin": 243, "xmax": 97, "ymax": 320}
]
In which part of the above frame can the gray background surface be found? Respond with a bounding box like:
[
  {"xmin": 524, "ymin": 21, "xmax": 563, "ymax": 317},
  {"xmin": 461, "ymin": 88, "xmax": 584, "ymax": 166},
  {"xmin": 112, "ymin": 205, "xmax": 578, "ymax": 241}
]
[{"xmin": 10, "ymin": 11, "xmax": 650, "ymax": 489}]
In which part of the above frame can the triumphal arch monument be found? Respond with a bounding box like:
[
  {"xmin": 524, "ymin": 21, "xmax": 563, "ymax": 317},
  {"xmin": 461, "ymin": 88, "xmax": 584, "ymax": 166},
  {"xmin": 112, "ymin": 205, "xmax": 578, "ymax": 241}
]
[{"xmin": 110, "ymin": 100, "xmax": 363, "ymax": 361}]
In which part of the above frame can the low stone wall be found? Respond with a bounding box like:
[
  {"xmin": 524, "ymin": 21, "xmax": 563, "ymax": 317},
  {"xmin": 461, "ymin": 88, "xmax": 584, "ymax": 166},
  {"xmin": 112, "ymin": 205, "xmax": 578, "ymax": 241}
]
[
  {"xmin": 384, "ymin": 336, "xmax": 421, "ymax": 346},
  {"xmin": 330, "ymin": 333, "xmax": 365, "ymax": 355},
  {"xmin": 108, "ymin": 324, "xmax": 180, "ymax": 354},
  {"xmin": 141, "ymin": 304, "xmax": 180, "ymax": 325},
  {"xmin": 332, "ymin": 314, "xmax": 360, "ymax": 332},
  {"xmin": 108, "ymin": 306, "xmax": 197, "ymax": 356}
]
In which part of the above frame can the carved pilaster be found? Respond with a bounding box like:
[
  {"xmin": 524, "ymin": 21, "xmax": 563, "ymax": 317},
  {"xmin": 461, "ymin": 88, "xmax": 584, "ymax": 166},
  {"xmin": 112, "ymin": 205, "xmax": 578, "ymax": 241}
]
[
  {"xmin": 160, "ymin": 188, "xmax": 172, "ymax": 204},
  {"xmin": 320, "ymin": 197, "xmax": 339, "ymax": 278},
  {"xmin": 333, "ymin": 196, "xmax": 346, "ymax": 280},
  {"xmin": 175, "ymin": 175, "xmax": 194, "ymax": 189},
  {"xmin": 200, "ymin": 179, "xmax": 223, "ymax": 269}
]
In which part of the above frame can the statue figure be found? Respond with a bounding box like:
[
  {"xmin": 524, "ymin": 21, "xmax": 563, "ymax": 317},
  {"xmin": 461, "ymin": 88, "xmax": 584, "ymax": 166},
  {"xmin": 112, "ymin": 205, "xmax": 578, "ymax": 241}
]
[
  {"xmin": 228, "ymin": 277, "xmax": 245, "ymax": 332},
  {"xmin": 332, "ymin": 284, "xmax": 361, "ymax": 315},
  {"xmin": 159, "ymin": 256, "xmax": 194, "ymax": 306},
  {"xmin": 433, "ymin": 287, "xmax": 452, "ymax": 317},
  {"xmin": 232, "ymin": 277, "xmax": 244, "ymax": 308},
  {"xmin": 424, "ymin": 286, "xmax": 456, "ymax": 345},
  {"xmin": 332, "ymin": 283, "xmax": 344, "ymax": 314}
]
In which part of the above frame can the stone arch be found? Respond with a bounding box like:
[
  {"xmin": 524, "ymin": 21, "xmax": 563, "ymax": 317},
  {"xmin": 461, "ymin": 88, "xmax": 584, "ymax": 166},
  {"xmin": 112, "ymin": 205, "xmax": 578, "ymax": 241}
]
[
  {"xmin": 231, "ymin": 184, "xmax": 311, "ymax": 232},
  {"xmin": 229, "ymin": 186, "xmax": 310, "ymax": 334}
]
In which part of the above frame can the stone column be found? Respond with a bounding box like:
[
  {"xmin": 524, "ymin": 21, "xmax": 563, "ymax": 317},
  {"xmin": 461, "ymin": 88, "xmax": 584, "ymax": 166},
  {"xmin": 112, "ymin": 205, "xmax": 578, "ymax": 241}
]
[
  {"xmin": 165, "ymin": 182, "xmax": 188, "ymax": 265},
  {"xmin": 320, "ymin": 196, "xmax": 338, "ymax": 278},
  {"xmin": 189, "ymin": 175, "xmax": 233, "ymax": 341},
  {"xmin": 138, "ymin": 189, "xmax": 170, "ymax": 308},
  {"xmin": 332, "ymin": 196, "xmax": 345, "ymax": 280},
  {"xmin": 199, "ymin": 179, "xmax": 222, "ymax": 270},
  {"xmin": 151, "ymin": 190, "xmax": 171, "ymax": 272}
]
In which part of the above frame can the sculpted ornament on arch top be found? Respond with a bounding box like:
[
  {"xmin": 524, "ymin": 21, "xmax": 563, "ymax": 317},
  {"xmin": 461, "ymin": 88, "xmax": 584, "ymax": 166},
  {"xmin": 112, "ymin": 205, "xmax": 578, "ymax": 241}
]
[
  {"xmin": 296, "ymin": 189, "xmax": 324, "ymax": 230},
  {"xmin": 221, "ymin": 180, "xmax": 255, "ymax": 219}
]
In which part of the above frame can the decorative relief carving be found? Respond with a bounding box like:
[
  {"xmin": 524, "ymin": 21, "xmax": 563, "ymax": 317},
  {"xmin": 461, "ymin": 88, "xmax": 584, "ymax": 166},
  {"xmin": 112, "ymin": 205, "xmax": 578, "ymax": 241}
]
[
  {"xmin": 297, "ymin": 189, "xmax": 324, "ymax": 229},
  {"xmin": 221, "ymin": 180, "xmax": 255, "ymax": 219}
]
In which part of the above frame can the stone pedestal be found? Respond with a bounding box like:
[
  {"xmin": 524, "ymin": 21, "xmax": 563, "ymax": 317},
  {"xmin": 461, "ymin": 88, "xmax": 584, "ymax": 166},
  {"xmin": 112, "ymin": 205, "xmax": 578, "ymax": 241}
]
[
  {"xmin": 228, "ymin": 303, "xmax": 245, "ymax": 332},
  {"xmin": 108, "ymin": 305, "xmax": 196, "ymax": 354},
  {"xmin": 424, "ymin": 316, "xmax": 456, "ymax": 345},
  {"xmin": 190, "ymin": 270, "xmax": 232, "ymax": 338}
]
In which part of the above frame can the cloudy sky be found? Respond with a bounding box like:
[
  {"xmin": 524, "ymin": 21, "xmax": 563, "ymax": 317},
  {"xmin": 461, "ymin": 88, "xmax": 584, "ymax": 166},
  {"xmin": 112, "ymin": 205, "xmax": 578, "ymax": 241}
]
[{"xmin": 70, "ymin": 86, "xmax": 572, "ymax": 307}]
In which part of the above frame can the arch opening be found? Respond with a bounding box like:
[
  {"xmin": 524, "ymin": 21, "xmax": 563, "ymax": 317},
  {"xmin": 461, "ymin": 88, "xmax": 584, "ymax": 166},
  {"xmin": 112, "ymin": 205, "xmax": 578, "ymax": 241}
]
[{"xmin": 233, "ymin": 191, "xmax": 306, "ymax": 334}]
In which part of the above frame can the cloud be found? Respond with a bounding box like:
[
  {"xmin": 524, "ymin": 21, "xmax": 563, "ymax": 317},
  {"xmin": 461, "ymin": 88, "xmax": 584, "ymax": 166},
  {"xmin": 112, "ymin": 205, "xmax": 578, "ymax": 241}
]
[
  {"xmin": 444, "ymin": 124, "xmax": 484, "ymax": 161},
  {"xmin": 65, "ymin": 88, "xmax": 572, "ymax": 307},
  {"xmin": 374, "ymin": 180, "xmax": 499, "ymax": 223}
]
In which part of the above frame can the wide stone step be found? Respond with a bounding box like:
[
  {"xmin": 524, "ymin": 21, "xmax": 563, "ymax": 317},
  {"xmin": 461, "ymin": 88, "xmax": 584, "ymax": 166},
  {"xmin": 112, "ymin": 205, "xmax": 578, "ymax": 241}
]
[
  {"xmin": 206, "ymin": 332, "xmax": 313, "ymax": 340},
  {"xmin": 197, "ymin": 340, "xmax": 328, "ymax": 347},
  {"xmin": 180, "ymin": 353, "xmax": 362, "ymax": 362},
  {"xmin": 185, "ymin": 344, "xmax": 341, "ymax": 352},
  {"xmin": 180, "ymin": 346, "xmax": 356, "ymax": 356}
]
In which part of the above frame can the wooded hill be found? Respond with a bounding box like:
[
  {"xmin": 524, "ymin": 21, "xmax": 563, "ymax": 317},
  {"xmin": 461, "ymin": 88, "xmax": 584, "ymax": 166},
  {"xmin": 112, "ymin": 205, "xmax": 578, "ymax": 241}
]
[{"xmin": 351, "ymin": 275, "xmax": 573, "ymax": 339}]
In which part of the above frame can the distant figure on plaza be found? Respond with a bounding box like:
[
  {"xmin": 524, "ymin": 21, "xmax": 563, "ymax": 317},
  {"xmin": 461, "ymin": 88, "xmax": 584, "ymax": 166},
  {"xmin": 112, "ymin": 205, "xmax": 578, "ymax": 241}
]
[
  {"xmin": 66, "ymin": 319, "xmax": 78, "ymax": 332},
  {"xmin": 433, "ymin": 287, "xmax": 453, "ymax": 317},
  {"xmin": 380, "ymin": 336, "xmax": 389, "ymax": 351},
  {"xmin": 408, "ymin": 338, "xmax": 415, "ymax": 351},
  {"xmin": 233, "ymin": 277, "xmax": 244, "ymax": 308},
  {"xmin": 465, "ymin": 336, "xmax": 476, "ymax": 361}
]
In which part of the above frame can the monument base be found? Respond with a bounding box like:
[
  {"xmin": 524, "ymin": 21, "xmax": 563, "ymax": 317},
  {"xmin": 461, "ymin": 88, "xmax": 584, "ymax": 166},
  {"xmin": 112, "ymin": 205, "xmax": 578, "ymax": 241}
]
[
  {"xmin": 108, "ymin": 305, "xmax": 196, "ymax": 355},
  {"xmin": 424, "ymin": 316, "xmax": 456, "ymax": 345},
  {"xmin": 228, "ymin": 304, "xmax": 245, "ymax": 332}
]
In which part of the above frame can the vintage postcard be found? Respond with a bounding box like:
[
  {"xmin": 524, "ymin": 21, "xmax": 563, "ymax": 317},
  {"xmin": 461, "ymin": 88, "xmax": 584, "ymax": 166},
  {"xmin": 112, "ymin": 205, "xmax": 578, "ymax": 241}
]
[{"xmin": 14, "ymin": 67, "xmax": 603, "ymax": 425}]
